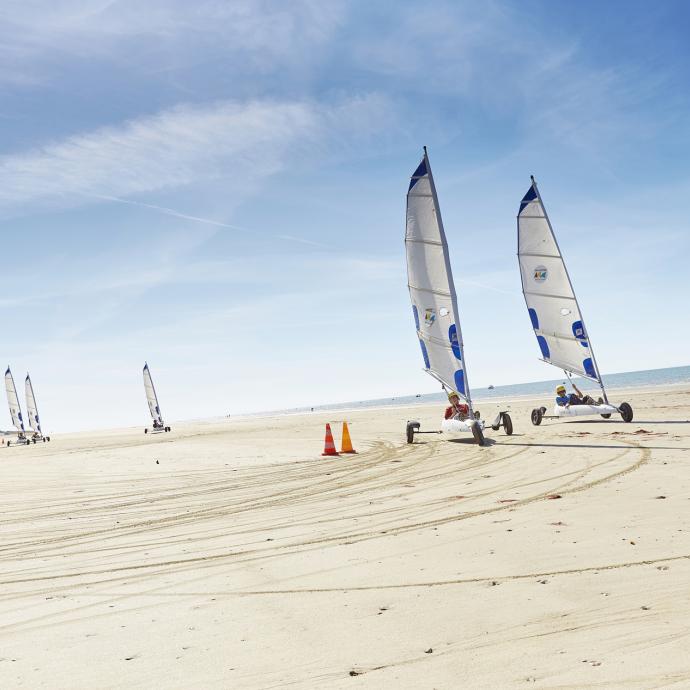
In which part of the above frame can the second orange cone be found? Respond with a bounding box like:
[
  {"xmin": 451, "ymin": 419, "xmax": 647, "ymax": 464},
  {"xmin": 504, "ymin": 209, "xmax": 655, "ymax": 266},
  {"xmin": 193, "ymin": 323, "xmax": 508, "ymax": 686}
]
[{"xmin": 340, "ymin": 422, "xmax": 357, "ymax": 454}]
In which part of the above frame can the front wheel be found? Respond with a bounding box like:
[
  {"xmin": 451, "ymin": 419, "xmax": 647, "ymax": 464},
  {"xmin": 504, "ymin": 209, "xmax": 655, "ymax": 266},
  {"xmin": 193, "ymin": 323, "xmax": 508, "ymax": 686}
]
[
  {"xmin": 472, "ymin": 422, "xmax": 485, "ymax": 446},
  {"xmin": 531, "ymin": 408, "xmax": 543, "ymax": 426},
  {"xmin": 601, "ymin": 413, "xmax": 612, "ymax": 419},
  {"xmin": 502, "ymin": 412, "xmax": 513, "ymax": 435},
  {"xmin": 144, "ymin": 428, "xmax": 148, "ymax": 434},
  {"xmin": 619, "ymin": 402, "xmax": 633, "ymax": 423}
]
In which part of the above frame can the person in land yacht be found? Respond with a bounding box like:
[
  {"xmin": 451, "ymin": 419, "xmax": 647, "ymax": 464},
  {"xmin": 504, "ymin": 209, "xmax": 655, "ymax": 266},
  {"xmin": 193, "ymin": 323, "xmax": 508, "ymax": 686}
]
[
  {"xmin": 445, "ymin": 391, "xmax": 470, "ymax": 420},
  {"xmin": 556, "ymin": 383, "xmax": 598, "ymax": 407}
]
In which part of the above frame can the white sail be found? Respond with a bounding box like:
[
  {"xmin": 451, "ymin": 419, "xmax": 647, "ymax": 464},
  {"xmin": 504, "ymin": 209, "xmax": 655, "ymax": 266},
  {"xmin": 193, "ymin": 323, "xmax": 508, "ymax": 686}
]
[
  {"xmin": 5, "ymin": 367, "xmax": 25, "ymax": 432},
  {"xmin": 25, "ymin": 373, "xmax": 41, "ymax": 433},
  {"xmin": 517, "ymin": 177, "xmax": 606, "ymax": 395},
  {"xmin": 143, "ymin": 363, "xmax": 164, "ymax": 426},
  {"xmin": 405, "ymin": 149, "xmax": 473, "ymax": 407}
]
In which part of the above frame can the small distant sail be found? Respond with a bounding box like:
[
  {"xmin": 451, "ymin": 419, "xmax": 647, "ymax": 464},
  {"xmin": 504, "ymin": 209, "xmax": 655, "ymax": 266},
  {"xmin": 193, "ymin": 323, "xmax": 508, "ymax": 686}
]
[
  {"xmin": 5, "ymin": 367, "xmax": 25, "ymax": 432},
  {"xmin": 517, "ymin": 177, "xmax": 605, "ymax": 393},
  {"xmin": 25, "ymin": 373, "xmax": 41, "ymax": 434},
  {"xmin": 143, "ymin": 363, "xmax": 164, "ymax": 426},
  {"xmin": 405, "ymin": 149, "xmax": 473, "ymax": 408}
]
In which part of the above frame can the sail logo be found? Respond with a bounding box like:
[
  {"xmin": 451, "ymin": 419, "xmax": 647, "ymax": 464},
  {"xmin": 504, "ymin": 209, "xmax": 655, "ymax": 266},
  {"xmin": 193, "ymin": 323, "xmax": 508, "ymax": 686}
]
[
  {"xmin": 533, "ymin": 266, "xmax": 548, "ymax": 282},
  {"xmin": 424, "ymin": 308, "xmax": 436, "ymax": 326}
]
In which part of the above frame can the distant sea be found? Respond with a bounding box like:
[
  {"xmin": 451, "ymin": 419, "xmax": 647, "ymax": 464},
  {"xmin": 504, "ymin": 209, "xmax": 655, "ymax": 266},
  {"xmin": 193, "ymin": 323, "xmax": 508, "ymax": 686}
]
[{"xmin": 245, "ymin": 365, "xmax": 690, "ymax": 418}]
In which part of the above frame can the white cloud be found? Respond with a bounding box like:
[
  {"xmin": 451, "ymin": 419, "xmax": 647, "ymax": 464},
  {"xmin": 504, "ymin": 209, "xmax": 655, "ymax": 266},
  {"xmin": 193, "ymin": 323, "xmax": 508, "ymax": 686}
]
[
  {"xmin": 0, "ymin": 1, "xmax": 343, "ymax": 57},
  {"xmin": 0, "ymin": 94, "xmax": 394, "ymax": 210}
]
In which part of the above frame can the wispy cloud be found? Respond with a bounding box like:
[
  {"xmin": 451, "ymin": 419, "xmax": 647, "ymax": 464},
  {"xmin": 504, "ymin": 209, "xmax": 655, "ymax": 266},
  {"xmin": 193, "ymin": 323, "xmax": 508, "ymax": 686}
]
[
  {"xmin": 0, "ymin": 94, "xmax": 394, "ymax": 212},
  {"xmin": 0, "ymin": 1, "xmax": 344, "ymax": 76}
]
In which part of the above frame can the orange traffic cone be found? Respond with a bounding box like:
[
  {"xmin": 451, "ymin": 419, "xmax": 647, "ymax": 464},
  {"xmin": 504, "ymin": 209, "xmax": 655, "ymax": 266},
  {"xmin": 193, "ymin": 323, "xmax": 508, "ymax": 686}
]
[
  {"xmin": 340, "ymin": 422, "xmax": 357, "ymax": 454},
  {"xmin": 322, "ymin": 423, "xmax": 339, "ymax": 456}
]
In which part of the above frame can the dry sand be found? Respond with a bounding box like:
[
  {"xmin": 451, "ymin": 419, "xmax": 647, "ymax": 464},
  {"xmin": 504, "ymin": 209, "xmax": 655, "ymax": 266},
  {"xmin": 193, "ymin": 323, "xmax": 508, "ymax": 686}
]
[{"xmin": 1, "ymin": 386, "xmax": 689, "ymax": 689}]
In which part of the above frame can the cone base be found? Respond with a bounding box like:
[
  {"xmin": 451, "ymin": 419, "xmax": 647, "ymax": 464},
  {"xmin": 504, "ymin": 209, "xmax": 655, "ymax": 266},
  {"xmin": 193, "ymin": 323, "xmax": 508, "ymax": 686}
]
[
  {"xmin": 340, "ymin": 450, "xmax": 357, "ymax": 454},
  {"xmin": 322, "ymin": 451, "xmax": 340, "ymax": 456}
]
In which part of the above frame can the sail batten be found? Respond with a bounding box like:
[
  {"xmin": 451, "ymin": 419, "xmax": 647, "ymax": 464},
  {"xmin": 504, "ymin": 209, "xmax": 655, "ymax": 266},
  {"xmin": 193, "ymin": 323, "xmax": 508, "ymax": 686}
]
[
  {"xmin": 5, "ymin": 367, "xmax": 25, "ymax": 432},
  {"xmin": 405, "ymin": 150, "xmax": 473, "ymax": 407},
  {"xmin": 517, "ymin": 178, "xmax": 606, "ymax": 396}
]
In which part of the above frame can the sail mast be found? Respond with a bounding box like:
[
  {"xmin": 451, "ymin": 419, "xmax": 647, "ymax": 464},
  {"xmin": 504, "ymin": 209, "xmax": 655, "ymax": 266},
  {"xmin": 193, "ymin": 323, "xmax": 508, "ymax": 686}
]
[
  {"xmin": 518, "ymin": 177, "xmax": 608, "ymax": 403},
  {"xmin": 424, "ymin": 148, "xmax": 473, "ymax": 410},
  {"xmin": 5, "ymin": 367, "xmax": 25, "ymax": 432},
  {"xmin": 406, "ymin": 148, "xmax": 474, "ymax": 412},
  {"xmin": 143, "ymin": 363, "xmax": 163, "ymax": 425},
  {"xmin": 25, "ymin": 373, "xmax": 41, "ymax": 433}
]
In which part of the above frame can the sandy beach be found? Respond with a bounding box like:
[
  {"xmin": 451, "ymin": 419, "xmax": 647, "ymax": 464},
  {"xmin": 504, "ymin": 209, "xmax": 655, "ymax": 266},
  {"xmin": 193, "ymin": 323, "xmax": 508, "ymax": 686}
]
[{"xmin": 1, "ymin": 385, "xmax": 689, "ymax": 689}]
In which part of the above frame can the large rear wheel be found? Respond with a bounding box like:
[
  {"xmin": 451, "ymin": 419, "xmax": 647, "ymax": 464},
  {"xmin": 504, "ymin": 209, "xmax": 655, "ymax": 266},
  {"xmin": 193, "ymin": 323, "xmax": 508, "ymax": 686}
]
[
  {"xmin": 531, "ymin": 408, "xmax": 543, "ymax": 426},
  {"xmin": 619, "ymin": 402, "xmax": 633, "ymax": 423},
  {"xmin": 472, "ymin": 422, "xmax": 485, "ymax": 446},
  {"xmin": 406, "ymin": 421, "xmax": 420, "ymax": 444},
  {"xmin": 502, "ymin": 412, "xmax": 513, "ymax": 435}
]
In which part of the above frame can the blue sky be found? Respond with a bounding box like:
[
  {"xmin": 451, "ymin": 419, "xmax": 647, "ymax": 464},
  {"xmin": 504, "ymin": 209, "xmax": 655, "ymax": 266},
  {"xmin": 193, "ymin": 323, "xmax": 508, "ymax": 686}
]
[{"xmin": 1, "ymin": 0, "xmax": 688, "ymax": 431}]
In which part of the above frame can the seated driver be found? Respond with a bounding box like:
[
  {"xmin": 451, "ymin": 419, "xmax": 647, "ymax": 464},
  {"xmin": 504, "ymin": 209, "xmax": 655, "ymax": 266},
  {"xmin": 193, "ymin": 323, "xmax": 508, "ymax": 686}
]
[
  {"xmin": 445, "ymin": 391, "xmax": 469, "ymax": 420},
  {"xmin": 556, "ymin": 383, "xmax": 596, "ymax": 407}
]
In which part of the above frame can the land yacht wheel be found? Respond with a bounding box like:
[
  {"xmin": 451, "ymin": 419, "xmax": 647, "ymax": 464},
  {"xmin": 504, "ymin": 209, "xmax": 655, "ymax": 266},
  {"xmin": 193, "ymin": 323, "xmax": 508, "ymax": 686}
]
[
  {"xmin": 472, "ymin": 422, "xmax": 485, "ymax": 446},
  {"xmin": 619, "ymin": 402, "xmax": 633, "ymax": 423},
  {"xmin": 406, "ymin": 421, "xmax": 420, "ymax": 444},
  {"xmin": 502, "ymin": 412, "xmax": 513, "ymax": 435},
  {"xmin": 531, "ymin": 408, "xmax": 543, "ymax": 426},
  {"xmin": 601, "ymin": 413, "xmax": 612, "ymax": 419},
  {"xmin": 144, "ymin": 428, "xmax": 148, "ymax": 434}
]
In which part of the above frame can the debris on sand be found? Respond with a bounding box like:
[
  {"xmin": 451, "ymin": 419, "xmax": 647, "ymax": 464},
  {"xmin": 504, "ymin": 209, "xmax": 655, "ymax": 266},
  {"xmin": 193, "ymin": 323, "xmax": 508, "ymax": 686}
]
[
  {"xmin": 425, "ymin": 648, "xmax": 433, "ymax": 654},
  {"xmin": 547, "ymin": 494, "xmax": 562, "ymax": 500}
]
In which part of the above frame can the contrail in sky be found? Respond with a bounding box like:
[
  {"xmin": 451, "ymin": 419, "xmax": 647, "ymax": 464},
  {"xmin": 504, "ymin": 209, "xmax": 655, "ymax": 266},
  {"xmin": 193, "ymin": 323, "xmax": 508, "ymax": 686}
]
[{"xmin": 86, "ymin": 193, "xmax": 328, "ymax": 248}]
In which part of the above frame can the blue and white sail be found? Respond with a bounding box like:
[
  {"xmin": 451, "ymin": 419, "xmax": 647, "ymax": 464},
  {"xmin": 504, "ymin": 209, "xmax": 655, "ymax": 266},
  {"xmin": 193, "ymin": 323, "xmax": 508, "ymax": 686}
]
[
  {"xmin": 5, "ymin": 367, "xmax": 25, "ymax": 432},
  {"xmin": 143, "ymin": 363, "xmax": 164, "ymax": 426},
  {"xmin": 405, "ymin": 149, "xmax": 473, "ymax": 408},
  {"xmin": 25, "ymin": 373, "xmax": 42, "ymax": 434},
  {"xmin": 517, "ymin": 177, "xmax": 606, "ymax": 397}
]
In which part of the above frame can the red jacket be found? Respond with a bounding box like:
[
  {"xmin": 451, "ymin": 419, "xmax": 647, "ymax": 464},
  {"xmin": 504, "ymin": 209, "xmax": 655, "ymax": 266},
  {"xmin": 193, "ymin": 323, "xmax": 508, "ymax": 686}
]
[{"xmin": 445, "ymin": 403, "xmax": 469, "ymax": 420}]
